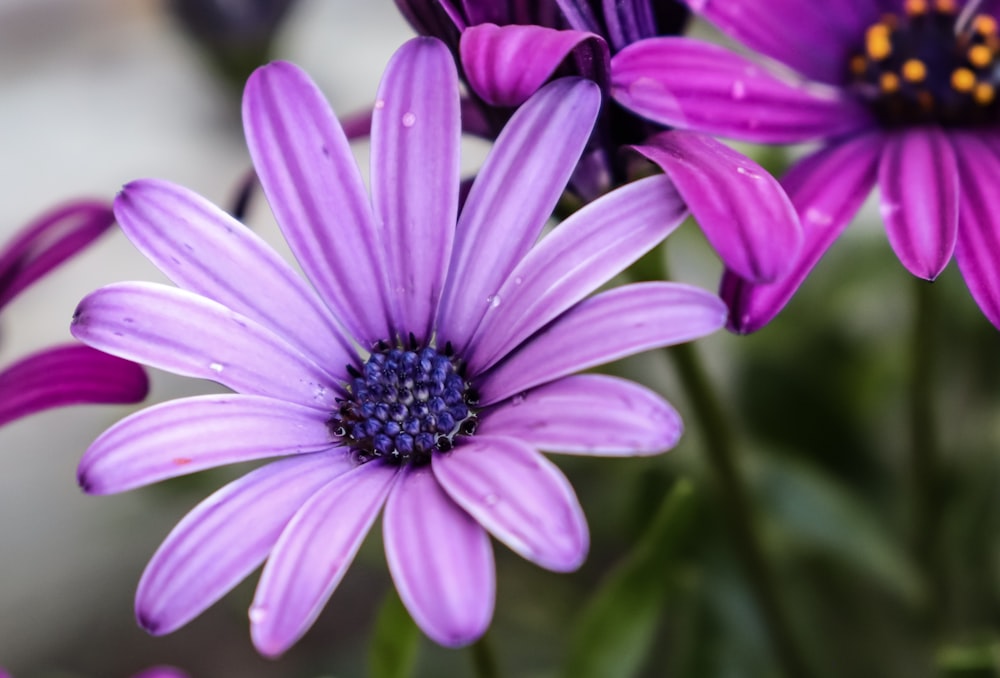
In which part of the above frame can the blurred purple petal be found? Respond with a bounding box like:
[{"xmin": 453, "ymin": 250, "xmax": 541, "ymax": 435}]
[
  {"xmin": 467, "ymin": 174, "xmax": 686, "ymax": 372},
  {"xmin": 371, "ymin": 38, "xmax": 460, "ymax": 342},
  {"xmin": 954, "ymin": 132, "xmax": 1000, "ymax": 329},
  {"xmin": 243, "ymin": 60, "xmax": 391, "ymax": 346},
  {"xmin": 0, "ymin": 344, "xmax": 147, "ymax": 428},
  {"xmin": 135, "ymin": 450, "xmax": 354, "ymax": 636},
  {"xmin": 721, "ymin": 132, "xmax": 884, "ymax": 333},
  {"xmin": 384, "ymin": 466, "xmax": 495, "ymax": 647},
  {"xmin": 478, "ymin": 374, "xmax": 681, "ymax": 455},
  {"xmin": 71, "ymin": 282, "xmax": 339, "ymax": 408},
  {"xmin": 437, "ymin": 77, "xmax": 600, "ymax": 351},
  {"xmin": 477, "ymin": 282, "xmax": 727, "ymax": 405},
  {"xmin": 251, "ymin": 462, "xmax": 398, "ymax": 657},
  {"xmin": 434, "ymin": 436, "xmax": 588, "ymax": 571},
  {"xmin": 611, "ymin": 38, "xmax": 871, "ymax": 143},
  {"xmin": 78, "ymin": 394, "xmax": 334, "ymax": 495},
  {"xmin": 633, "ymin": 130, "xmax": 801, "ymax": 282},
  {"xmin": 114, "ymin": 179, "xmax": 354, "ymax": 365},
  {"xmin": 130, "ymin": 667, "xmax": 189, "ymax": 678},
  {"xmin": 878, "ymin": 127, "xmax": 958, "ymax": 280}
]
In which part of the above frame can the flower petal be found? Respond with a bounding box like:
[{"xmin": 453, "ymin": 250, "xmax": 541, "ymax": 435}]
[
  {"xmin": 243, "ymin": 60, "xmax": 391, "ymax": 346},
  {"xmin": 460, "ymin": 24, "xmax": 610, "ymax": 108},
  {"xmin": 0, "ymin": 344, "xmax": 147, "ymax": 428},
  {"xmin": 466, "ymin": 174, "xmax": 687, "ymax": 373},
  {"xmin": 611, "ymin": 37, "xmax": 872, "ymax": 143},
  {"xmin": 384, "ymin": 465, "xmax": 495, "ymax": 647},
  {"xmin": 71, "ymin": 282, "xmax": 339, "ymax": 409},
  {"xmin": 477, "ymin": 281, "xmax": 726, "ymax": 405},
  {"xmin": 632, "ymin": 130, "xmax": 802, "ymax": 283},
  {"xmin": 433, "ymin": 436, "xmax": 588, "ymax": 571},
  {"xmin": 370, "ymin": 38, "xmax": 460, "ymax": 342},
  {"xmin": 436, "ymin": 77, "xmax": 601, "ymax": 352},
  {"xmin": 78, "ymin": 394, "xmax": 335, "ymax": 495},
  {"xmin": 113, "ymin": 179, "xmax": 355, "ymax": 366},
  {"xmin": 135, "ymin": 450, "xmax": 354, "ymax": 636},
  {"xmin": 0, "ymin": 200, "xmax": 114, "ymax": 311},
  {"xmin": 721, "ymin": 132, "xmax": 884, "ymax": 333},
  {"xmin": 477, "ymin": 374, "xmax": 682, "ymax": 455},
  {"xmin": 251, "ymin": 462, "xmax": 398, "ymax": 657},
  {"xmin": 877, "ymin": 127, "xmax": 958, "ymax": 280}
]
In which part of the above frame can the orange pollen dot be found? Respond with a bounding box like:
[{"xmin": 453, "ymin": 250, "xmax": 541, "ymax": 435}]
[
  {"xmin": 934, "ymin": 0, "xmax": 956, "ymax": 12},
  {"xmin": 880, "ymin": 72, "xmax": 901, "ymax": 93},
  {"xmin": 974, "ymin": 15, "xmax": 999, "ymax": 36},
  {"xmin": 952, "ymin": 67, "xmax": 977, "ymax": 92},
  {"xmin": 867, "ymin": 24, "xmax": 893, "ymax": 59},
  {"xmin": 905, "ymin": 0, "xmax": 928, "ymax": 14},
  {"xmin": 902, "ymin": 59, "xmax": 928, "ymax": 82},
  {"xmin": 850, "ymin": 55, "xmax": 868, "ymax": 75},
  {"xmin": 969, "ymin": 44, "xmax": 993, "ymax": 68},
  {"xmin": 975, "ymin": 82, "xmax": 996, "ymax": 104}
]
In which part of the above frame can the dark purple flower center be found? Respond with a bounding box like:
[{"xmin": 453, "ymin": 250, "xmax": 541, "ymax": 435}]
[
  {"xmin": 328, "ymin": 339, "xmax": 478, "ymax": 467},
  {"xmin": 850, "ymin": 0, "xmax": 1000, "ymax": 126}
]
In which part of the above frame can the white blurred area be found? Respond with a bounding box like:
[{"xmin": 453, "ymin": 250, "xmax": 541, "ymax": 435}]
[{"xmin": 0, "ymin": 0, "xmax": 416, "ymax": 673}]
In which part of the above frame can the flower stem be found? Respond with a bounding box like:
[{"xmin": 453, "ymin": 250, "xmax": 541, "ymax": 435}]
[{"xmin": 470, "ymin": 632, "xmax": 500, "ymax": 678}]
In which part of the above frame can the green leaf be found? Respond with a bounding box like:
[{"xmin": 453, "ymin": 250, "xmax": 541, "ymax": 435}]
[
  {"xmin": 369, "ymin": 588, "xmax": 421, "ymax": 678},
  {"xmin": 561, "ymin": 479, "xmax": 697, "ymax": 678}
]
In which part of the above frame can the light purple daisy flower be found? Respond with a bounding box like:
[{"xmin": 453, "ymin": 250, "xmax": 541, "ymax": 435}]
[
  {"xmin": 611, "ymin": 0, "xmax": 1000, "ymax": 332},
  {"xmin": 71, "ymin": 37, "xmax": 726, "ymax": 655},
  {"xmin": 0, "ymin": 201, "xmax": 148, "ymax": 428}
]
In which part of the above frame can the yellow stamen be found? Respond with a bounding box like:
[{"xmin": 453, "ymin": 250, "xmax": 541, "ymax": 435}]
[
  {"xmin": 975, "ymin": 82, "xmax": 996, "ymax": 104},
  {"xmin": 969, "ymin": 44, "xmax": 993, "ymax": 68},
  {"xmin": 974, "ymin": 14, "xmax": 998, "ymax": 35},
  {"xmin": 902, "ymin": 58, "xmax": 927, "ymax": 82},
  {"xmin": 881, "ymin": 72, "xmax": 901, "ymax": 93},
  {"xmin": 905, "ymin": 0, "xmax": 928, "ymax": 14},
  {"xmin": 867, "ymin": 24, "xmax": 893, "ymax": 60},
  {"xmin": 952, "ymin": 67, "xmax": 977, "ymax": 92}
]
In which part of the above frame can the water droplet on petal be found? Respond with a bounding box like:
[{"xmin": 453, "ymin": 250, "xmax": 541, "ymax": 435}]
[
  {"xmin": 375, "ymin": 99, "xmax": 386, "ymax": 109},
  {"xmin": 249, "ymin": 604, "xmax": 267, "ymax": 624},
  {"xmin": 805, "ymin": 207, "xmax": 834, "ymax": 226},
  {"xmin": 511, "ymin": 392, "xmax": 526, "ymax": 406},
  {"xmin": 731, "ymin": 80, "xmax": 747, "ymax": 100},
  {"xmin": 209, "ymin": 362, "xmax": 225, "ymax": 373},
  {"xmin": 402, "ymin": 112, "xmax": 416, "ymax": 127},
  {"xmin": 514, "ymin": 276, "xmax": 523, "ymax": 285},
  {"xmin": 736, "ymin": 166, "xmax": 760, "ymax": 179},
  {"xmin": 490, "ymin": 294, "xmax": 502, "ymax": 308},
  {"xmin": 484, "ymin": 493, "xmax": 499, "ymax": 507}
]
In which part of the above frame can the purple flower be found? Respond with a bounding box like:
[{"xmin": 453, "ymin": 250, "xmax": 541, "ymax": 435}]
[
  {"xmin": 0, "ymin": 201, "xmax": 148, "ymax": 428},
  {"xmin": 611, "ymin": 0, "xmax": 1000, "ymax": 332},
  {"xmin": 71, "ymin": 37, "xmax": 726, "ymax": 654}
]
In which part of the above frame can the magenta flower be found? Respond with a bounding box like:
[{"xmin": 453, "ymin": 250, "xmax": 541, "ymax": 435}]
[
  {"xmin": 0, "ymin": 201, "xmax": 148, "ymax": 428},
  {"xmin": 71, "ymin": 37, "xmax": 726, "ymax": 655},
  {"xmin": 611, "ymin": 0, "xmax": 1000, "ymax": 332}
]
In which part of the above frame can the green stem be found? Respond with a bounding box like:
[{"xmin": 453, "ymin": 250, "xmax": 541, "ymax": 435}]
[{"xmin": 470, "ymin": 632, "xmax": 500, "ymax": 678}]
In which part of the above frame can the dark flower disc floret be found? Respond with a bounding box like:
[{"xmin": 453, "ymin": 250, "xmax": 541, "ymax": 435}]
[
  {"xmin": 850, "ymin": 0, "xmax": 1000, "ymax": 126},
  {"xmin": 330, "ymin": 338, "xmax": 478, "ymax": 465}
]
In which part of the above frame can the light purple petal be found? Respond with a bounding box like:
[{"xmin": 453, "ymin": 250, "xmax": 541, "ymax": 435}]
[
  {"xmin": 0, "ymin": 200, "xmax": 114, "ymax": 311},
  {"xmin": 611, "ymin": 37, "xmax": 872, "ymax": 143},
  {"xmin": 477, "ymin": 281, "xmax": 727, "ymax": 405},
  {"xmin": 436, "ymin": 77, "xmax": 601, "ymax": 353},
  {"xmin": 71, "ymin": 282, "xmax": 340, "ymax": 409},
  {"xmin": 113, "ymin": 179, "xmax": 355, "ymax": 366},
  {"xmin": 477, "ymin": 374, "xmax": 682, "ymax": 455},
  {"xmin": 877, "ymin": 127, "xmax": 958, "ymax": 280},
  {"xmin": 433, "ymin": 436, "xmax": 588, "ymax": 571},
  {"xmin": 693, "ymin": 0, "xmax": 882, "ymax": 85},
  {"xmin": 78, "ymin": 394, "xmax": 335, "ymax": 495},
  {"xmin": 243, "ymin": 60, "xmax": 391, "ymax": 347},
  {"xmin": 251, "ymin": 462, "xmax": 398, "ymax": 657},
  {"xmin": 632, "ymin": 130, "xmax": 802, "ymax": 283},
  {"xmin": 0, "ymin": 344, "xmax": 147, "ymax": 428},
  {"xmin": 384, "ymin": 465, "xmax": 495, "ymax": 647},
  {"xmin": 135, "ymin": 450, "xmax": 355, "ymax": 636},
  {"xmin": 370, "ymin": 38, "xmax": 460, "ymax": 342},
  {"xmin": 460, "ymin": 24, "xmax": 610, "ymax": 107},
  {"xmin": 953, "ymin": 131, "xmax": 1000, "ymax": 329},
  {"xmin": 721, "ymin": 132, "xmax": 884, "ymax": 333},
  {"xmin": 466, "ymin": 174, "xmax": 687, "ymax": 373}
]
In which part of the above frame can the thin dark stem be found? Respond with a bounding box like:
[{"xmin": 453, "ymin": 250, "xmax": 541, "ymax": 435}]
[{"xmin": 470, "ymin": 632, "xmax": 500, "ymax": 678}]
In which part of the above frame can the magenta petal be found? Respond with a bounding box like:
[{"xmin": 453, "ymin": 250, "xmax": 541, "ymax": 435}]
[
  {"xmin": 384, "ymin": 465, "xmax": 495, "ymax": 647},
  {"xmin": 467, "ymin": 174, "xmax": 687, "ymax": 373},
  {"xmin": 370, "ymin": 38, "xmax": 460, "ymax": 342},
  {"xmin": 633, "ymin": 130, "xmax": 802, "ymax": 283},
  {"xmin": 0, "ymin": 200, "xmax": 114, "ymax": 311},
  {"xmin": 243, "ymin": 60, "xmax": 391, "ymax": 346},
  {"xmin": 611, "ymin": 38, "xmax": 871, "ymax": 143},
  {"xmin": 113, "ymin": 179, "xmax": 354, "ymax": 366},
  {"xmin": 436, "ymin": 77, "xmax": 601, "ymax": 352},
  {"xmin": 78, "ymin": 395, "xmax": 335, "ymax": 495},
  {"xmin": 251, "ymin": 462, "xmax": 398, "ymax": 657},
  {"xmin": 478, "ymin": 281, "xmax": 726, "ymax": 405},
  {"xmin": 460, "ymin": 23, "xmax": 609, "ymax": 107},
  {"xmin": 0, "ymin": 344, "xmax": 147, "ymax": 428},
  {"xmin": 721, "ymin": 133, "xmax": 884, "ymax": 333},
  {"xmin": 135, "ymin": 450, "xmax": 354, "ymax": 636},
  {"xmin": 434, "ymin": 436, "xmax": 588, "ymax": 571},
  {"xmin": 477, "ymin": 374, "xmax": 682, "ymax": 455},
  {"xmin": 878, "ymin": 127, "xmax": 958, "ymax": 280},
  {"xmin": 71, "ymin": 282, "xmax": 339, "ymax": 409}
]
